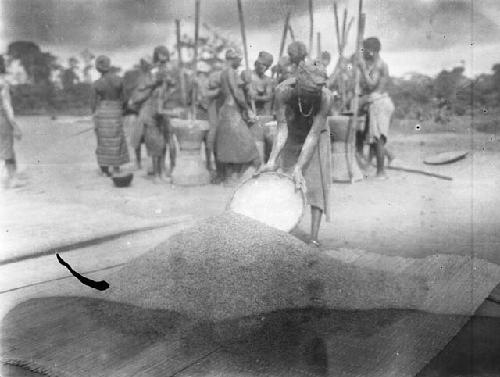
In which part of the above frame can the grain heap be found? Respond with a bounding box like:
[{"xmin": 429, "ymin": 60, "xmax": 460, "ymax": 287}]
[{"xmin": 103, "ymin": 211, "xmax": 429, "ymax": 321}]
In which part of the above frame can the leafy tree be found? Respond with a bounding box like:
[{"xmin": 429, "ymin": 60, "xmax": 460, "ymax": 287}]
[{"xmin": 8, "ymin": 41, "xmax": 58, "ymax": 84}]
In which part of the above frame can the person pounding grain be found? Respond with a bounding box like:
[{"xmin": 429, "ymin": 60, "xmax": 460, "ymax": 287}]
[
  {"xmin": 249, "ymin": 51, "xmax": 274, "ymax": 116},
  {"xmin": 90, "ymin": 55, "xmax": 130, "ymax": 177},
  {"xmin": 205, "ymin": 61, "xmax": 225, "ymax": 183},
  {"xmin": 260, "ymin": 60, "xmax": 332, "ymax": 247},
  {"xmin": 356, "ymin": 37, "xmax": 395, "ymax": 178},
  {"xmin": 129, "ymin": 46, "xmax": 176, "ymax": 184},
  {"xmin": 126, "ymin": 56, "xmax": 153, "ymax": 171},
  {"xmin": 215, "ymin": 49, "xmax": 259, "ymax": 185}
]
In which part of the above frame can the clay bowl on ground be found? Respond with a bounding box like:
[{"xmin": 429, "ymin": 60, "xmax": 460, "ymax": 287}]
[{"xmin": 112, "ymin": 172, "xmax": 134, "ymax": 188}]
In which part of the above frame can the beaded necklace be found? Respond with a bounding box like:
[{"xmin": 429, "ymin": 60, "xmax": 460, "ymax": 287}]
[{"xmin": 298, "ymin": 94, "xmax": 314, "ymax": 117}]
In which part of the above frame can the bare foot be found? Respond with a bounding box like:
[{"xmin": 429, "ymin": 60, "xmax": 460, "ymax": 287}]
[
  {"xmin": 309, "ymin": 239, "xmax": 321, "ymax": 248},
  {"xmin": 388, "ymin": 157, "xmax": 402, "ymax": 167},
  {"xmin": 160, "ymin": 174, "xmax": 172, "ymax": 183},
  {"xmin": 375, "ymin": 173, "xmax": 389, "ymax": 180}
]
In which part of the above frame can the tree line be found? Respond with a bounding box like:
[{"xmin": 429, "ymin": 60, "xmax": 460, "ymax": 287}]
[{"xmin": 5, "ymin": 40, "xmax": 497, "ymax": 121}]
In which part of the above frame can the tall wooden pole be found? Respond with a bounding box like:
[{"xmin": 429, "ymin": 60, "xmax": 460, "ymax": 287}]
[
  {"xmin": 333, "ymin": 0, "xmax": 342, "ymax": 56},
  {"xmin": 308, "ymin": 0, "xmax": 314, "ymax": 58},
  {"xmin": 191, "ymin": 0, "xmax": 200, "ymax": 118},
  {"xmin": 176, "ymin": 19, "xmax": 187, "ymax": 107},
  {"xmin": 347, "ymin": 0, "xmax": 365, "ymax": 182},
  {"xmin": 237, "ymin": 0, "xmax": 249, "ymax": 70},
  {"xmin": 279, "ymin": 9, "xmax": 291, "ymax": 58},
  {"xmin": 236, "ymin": 0, "xmax": 255, "ymax": 113},
  {"xmin": 288, "ymin": 24, "xmax": 296, "ymax": 42},
  {"xmin": 316, "ymin": 32, "xmax": 321, "ymax": 59},
  {"xmin": 341, "ymin": 8, "xmax": 348, "ymax": 50}
]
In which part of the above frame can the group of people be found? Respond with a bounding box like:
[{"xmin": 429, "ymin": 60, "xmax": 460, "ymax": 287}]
[
  {"xmin": 1, "ymin": 36, "xmax": 395, "ymax": 245},
  {"xmin": 91, "ymin": 46, "xmax": 177, "ymax": 183}
]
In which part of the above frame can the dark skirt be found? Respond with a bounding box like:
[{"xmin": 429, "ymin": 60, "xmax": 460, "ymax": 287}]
[
  {"xmin": 279, "ymin": 129, "xmax": 331, "ymax": 220},
  {"xmin": 215, "ymin": 103, "xmax": 259, "ymax": 164},
  {"xmin": 94, "ymin": 101, "xmax": 130, "ymax": 167}
]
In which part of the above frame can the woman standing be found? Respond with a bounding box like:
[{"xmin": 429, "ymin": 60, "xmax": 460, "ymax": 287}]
[
  {"xmin": 0, "ymin": 55, "xmax": 22, "ymax": 189},
  {"xmin": 215, "ymin": 49, "xmax": 259, "ymax": 184},
  {"xmin": 90, "ymin": 55, "xmax": 130, "ymax": 176}
]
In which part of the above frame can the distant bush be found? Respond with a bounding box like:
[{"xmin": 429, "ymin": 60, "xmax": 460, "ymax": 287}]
[{"xmin": 11, "ymin": 83, "xmax": 92, "ymax": 116}]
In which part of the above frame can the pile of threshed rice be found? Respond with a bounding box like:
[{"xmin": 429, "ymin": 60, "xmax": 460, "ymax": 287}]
[{"xmin": 102, "ymin": 211, "xmax": 427, "ymax": 322}]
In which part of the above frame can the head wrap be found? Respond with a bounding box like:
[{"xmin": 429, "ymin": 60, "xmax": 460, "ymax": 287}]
[
  {"xmin": 287, "ymin": 41, "xmax": 308, "ymax": 63},
  {"xmin": 256, "ymin": 51, "xmax": 274, "ymax": 68},
  {"xmin": 296, "ymin": 60, "xmax": 327, "ymax": 94},
  {"xmin": 153, "ymin": 45, "xmax": 170, "ymax": 63},
  {"xmin": 363, "ymin": 37, "xmax": 381, "ymax": 53},
  {"xmin": 95, "ymin": 55, "xmax": 111, "ymax": 73},
  {"xmin": 225, "ymin": 49, "xmax": 242, "ymax": 61}
]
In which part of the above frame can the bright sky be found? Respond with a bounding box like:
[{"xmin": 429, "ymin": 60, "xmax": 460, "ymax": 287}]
[{"xmin": 1, "ymin": 0, "xmax": 498, "ymax": 77}]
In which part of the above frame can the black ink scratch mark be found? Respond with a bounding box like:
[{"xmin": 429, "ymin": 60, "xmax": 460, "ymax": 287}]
[{"xmin": 56, "ymin": 253, "xmax": 109, "ymax": 291}]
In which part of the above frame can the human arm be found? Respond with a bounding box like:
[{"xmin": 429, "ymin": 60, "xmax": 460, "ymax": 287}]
[
  {"xmin": 206, "ymin": 72, "xmax": 222, "ymax": 100},
  {"xmin": 227, "ymin": 69, "xmax": 249, "ymax": 110},
  {"xmin": 118, "ymin": 77, "xmax": 125, "ymax": 106},
  {"xmin": 1, "ymin": 84, "xmax": 21, "ymax": 139},
  {"xmin": 358, "ymin": 59, "xmax": 389, "ymax": 93},
  {"xmin": 259, "ymin": 86, "xmax": 288, "ymax": 172},
  {"xmin": 128, "ymin": 75, "xmax": 157, "ymax": 108},
  {"xmin": 89, "ymin": 85, "xmax": 97, "ymax": 114},
  {"xmin": 292, "ymin": 90, "xmax": 331, "ymax": 188}
]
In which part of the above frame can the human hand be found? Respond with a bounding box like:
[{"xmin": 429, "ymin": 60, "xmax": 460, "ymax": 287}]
[
  {"xmin": 247, "ymin": 109, "xmax": 257, "ymax": 123},
  {"xmin": 292, "ymin": 164, "xmax": 306, "ymax": 192},
  {"xmin": 256, "ymin": 160, "xmax": 278, "ymax": 175}
]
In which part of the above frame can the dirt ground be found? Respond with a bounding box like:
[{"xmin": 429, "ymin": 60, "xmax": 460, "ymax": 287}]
[
  {"xmin": 2, "ymin": 115, "xmax": 499, "ymax": 264},
  {"xmin": 1, "ymin": 115, "xmax": 500, "ymax": 376}
]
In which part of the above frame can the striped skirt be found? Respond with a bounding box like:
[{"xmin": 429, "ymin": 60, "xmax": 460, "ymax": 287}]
[{"xmin": 94, "ymin": 101, "xmax": 130, "ymax": 167}]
